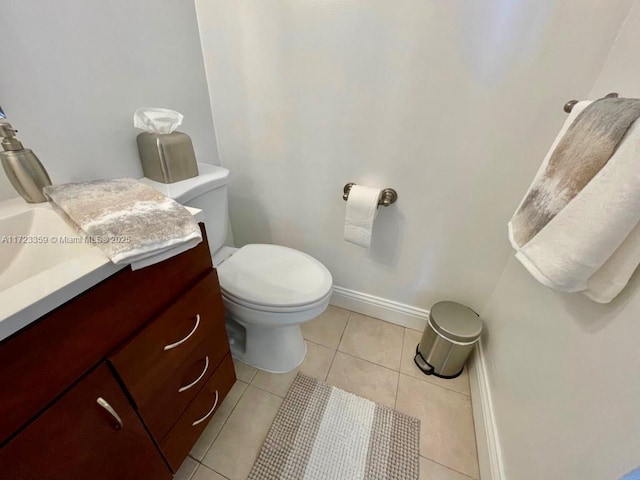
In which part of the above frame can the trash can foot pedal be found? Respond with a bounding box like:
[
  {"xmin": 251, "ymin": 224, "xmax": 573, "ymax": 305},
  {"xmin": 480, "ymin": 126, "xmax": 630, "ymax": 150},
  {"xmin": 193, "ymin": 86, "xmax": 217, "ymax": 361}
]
[{"xmin": 414, "ymin": 345, "xmax": 464, "ymax": 379}]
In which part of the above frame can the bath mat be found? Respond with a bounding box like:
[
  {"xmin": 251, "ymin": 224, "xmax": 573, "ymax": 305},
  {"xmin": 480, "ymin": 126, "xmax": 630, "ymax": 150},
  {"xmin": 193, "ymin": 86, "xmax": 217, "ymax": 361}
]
[{"xmin": 248, "ymin": 373, "xmax": 420, "ymax": 480}]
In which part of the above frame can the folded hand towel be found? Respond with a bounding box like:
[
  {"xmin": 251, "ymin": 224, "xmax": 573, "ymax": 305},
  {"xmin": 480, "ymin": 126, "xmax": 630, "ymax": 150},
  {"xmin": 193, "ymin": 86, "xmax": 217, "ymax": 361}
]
[
  {"xmin": 509, "ymin": 98, "xmax": 640, "ymax": 303},
  {"xmin": 43, "ymin": 178, "xmax": 202, "ymax": 269}
]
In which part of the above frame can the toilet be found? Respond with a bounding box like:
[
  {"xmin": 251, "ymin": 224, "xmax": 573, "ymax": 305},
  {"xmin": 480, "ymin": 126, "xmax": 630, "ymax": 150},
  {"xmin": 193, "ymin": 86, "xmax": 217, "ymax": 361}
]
[{"xmin": 140, "ymin": 163, "xmax": 333, "ymax": 373}]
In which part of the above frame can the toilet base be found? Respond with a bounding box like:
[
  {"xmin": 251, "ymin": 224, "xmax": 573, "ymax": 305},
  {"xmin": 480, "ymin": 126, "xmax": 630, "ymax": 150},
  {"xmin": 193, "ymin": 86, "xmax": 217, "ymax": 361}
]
[{"xmin": 228, "ymin": 320, "xmax": 308, "ymax": 373}]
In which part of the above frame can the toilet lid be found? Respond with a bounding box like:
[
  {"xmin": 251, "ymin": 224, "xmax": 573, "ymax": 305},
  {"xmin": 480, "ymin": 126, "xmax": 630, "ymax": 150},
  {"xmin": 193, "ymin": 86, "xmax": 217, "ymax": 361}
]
[{"xmin": 216, "ymin": 244, "xmax": 333, "ymax": 307}]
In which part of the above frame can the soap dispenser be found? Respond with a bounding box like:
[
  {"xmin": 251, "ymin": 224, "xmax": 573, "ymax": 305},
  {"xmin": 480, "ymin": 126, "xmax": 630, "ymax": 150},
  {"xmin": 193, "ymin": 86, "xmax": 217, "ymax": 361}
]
[{"xmin": 0, "ymin": 122, "xmax": 51, "ymax": 203}]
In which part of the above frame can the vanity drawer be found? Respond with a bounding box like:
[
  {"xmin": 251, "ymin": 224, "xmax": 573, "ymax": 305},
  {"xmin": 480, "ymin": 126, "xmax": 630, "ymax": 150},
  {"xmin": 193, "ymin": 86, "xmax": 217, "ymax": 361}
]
[
  {"xmin": 138, "ymin": 338, "xmax": 224, "ymax": 442},
  {"xmin": 0, "ymin": 227, "xmax": 213, "ymax": 445},
  {"xmin": 110, "ymin": 272, "xmax": 228, "ymax": 413},
  {"xmin": 160, "ymin": 353, "xmax": 236, "ymax": 472}
]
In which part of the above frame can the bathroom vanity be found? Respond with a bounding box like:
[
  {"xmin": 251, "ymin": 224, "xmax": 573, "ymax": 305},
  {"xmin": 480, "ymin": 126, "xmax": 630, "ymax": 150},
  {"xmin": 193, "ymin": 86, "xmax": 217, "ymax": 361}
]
[{"xmin": 0, "ymin": 223, "xmax": 234, "ymax": 479}]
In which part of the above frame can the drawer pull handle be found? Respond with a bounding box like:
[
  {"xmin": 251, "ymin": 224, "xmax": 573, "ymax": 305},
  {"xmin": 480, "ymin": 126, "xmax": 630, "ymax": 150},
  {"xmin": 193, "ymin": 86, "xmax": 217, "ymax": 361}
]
[
  {"xmin": 192, "ymin": 390, "xmax": 219, "ymax": 426},
  {"xmin": 164, "ymin": 314, "xmax": 201, "ymax": 351},
  {"xmin": 179, "ymin": 356, "xmax": 210, "ymax": 393},
  {"xmin": 96, "ymin": 397, "xmax": 123, "ymax": 430}
]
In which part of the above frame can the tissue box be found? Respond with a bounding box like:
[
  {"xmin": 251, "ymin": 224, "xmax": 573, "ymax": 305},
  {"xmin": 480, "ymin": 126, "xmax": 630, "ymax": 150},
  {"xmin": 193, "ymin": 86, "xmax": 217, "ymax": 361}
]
[{"xmin": 136, "ymin": 131, "xmax": 198, "ymax": 184}]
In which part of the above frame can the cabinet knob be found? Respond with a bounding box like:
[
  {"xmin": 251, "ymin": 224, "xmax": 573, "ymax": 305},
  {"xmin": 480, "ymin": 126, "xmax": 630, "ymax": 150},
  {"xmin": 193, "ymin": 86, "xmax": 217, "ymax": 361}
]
[{"xmin": 96, "ymin": 397, "xmax": 123, "ymax": 430}]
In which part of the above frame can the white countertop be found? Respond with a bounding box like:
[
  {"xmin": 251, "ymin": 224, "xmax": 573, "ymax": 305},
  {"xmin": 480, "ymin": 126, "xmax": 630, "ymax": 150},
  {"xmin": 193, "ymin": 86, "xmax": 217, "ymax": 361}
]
[{"xmin": 0, "ymin": 197, "xmax": 203, "ymax": 342}]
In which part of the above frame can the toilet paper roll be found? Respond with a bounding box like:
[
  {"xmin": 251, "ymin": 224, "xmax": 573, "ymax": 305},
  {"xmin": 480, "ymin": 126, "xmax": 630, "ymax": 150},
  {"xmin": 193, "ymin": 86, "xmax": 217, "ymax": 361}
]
[{"xmin": 344, "ymin": 185, "xmax": 382, "ymax": 248}]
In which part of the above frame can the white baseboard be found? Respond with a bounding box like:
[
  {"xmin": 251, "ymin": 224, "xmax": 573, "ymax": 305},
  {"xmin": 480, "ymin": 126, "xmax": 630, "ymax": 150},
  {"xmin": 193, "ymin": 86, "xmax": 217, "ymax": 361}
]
[
  {"xmin": 331, "ymin": 285, "xmax": 502, "ymax": 478},
  {"xmin": 468, "ymin": 339, "xmax": 505, "ymax": 480},
  {"xmin": 330, "ymin": 286, "xmax": 429, "ymax": 331}
]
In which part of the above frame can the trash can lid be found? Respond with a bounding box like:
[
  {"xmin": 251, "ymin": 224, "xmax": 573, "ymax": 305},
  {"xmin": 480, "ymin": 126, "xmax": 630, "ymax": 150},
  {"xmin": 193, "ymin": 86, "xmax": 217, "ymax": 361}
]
[{"xmin": 430, "ymin": 301, "xmax": 483, "ymax": 343}]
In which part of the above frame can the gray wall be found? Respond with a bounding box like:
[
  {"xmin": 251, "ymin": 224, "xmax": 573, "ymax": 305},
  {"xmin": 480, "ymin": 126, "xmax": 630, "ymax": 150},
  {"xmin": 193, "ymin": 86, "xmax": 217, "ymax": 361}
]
[
  {"xmin": 0, "ymin": 0, "xmax": 220, "ymax": 201},
  {"xmin": 195, "ymin": 0, "xmax": 630, "ymax": 311},
  {"xmin": 479, "ymin": 2, "xmax": 640, "ymax": 479}
]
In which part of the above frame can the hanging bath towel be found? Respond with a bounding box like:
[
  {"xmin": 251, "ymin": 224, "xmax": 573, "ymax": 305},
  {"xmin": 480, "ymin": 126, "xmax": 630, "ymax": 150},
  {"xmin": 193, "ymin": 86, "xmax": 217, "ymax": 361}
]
[{"xmin": 509, "ymin": 97, "xmax": 640, "ymax": 303}]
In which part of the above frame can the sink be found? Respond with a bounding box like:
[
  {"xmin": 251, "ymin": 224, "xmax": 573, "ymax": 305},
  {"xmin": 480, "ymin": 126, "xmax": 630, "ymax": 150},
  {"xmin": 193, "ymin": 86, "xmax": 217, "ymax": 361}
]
[
  {"xmin": 0, "ymin": 208, "xmax": 85, "ymax": 291},
  {"xmin": 0, "ymin": 199, "xmax": 120, "ymax": 340},
  {"xmin": 0, "ymin": 197, "xmax": 202, "ymax": 341}
]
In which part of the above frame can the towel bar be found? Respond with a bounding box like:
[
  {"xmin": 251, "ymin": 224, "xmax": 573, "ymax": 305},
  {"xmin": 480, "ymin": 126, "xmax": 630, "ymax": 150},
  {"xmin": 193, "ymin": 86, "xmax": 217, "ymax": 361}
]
[
  {"xmin": 564, "ymin": 92, "xmax": 619, "ymax": 113},
  {"xmin": 342, "ymin": 183, "xmax": 398, "ymax": 207}
]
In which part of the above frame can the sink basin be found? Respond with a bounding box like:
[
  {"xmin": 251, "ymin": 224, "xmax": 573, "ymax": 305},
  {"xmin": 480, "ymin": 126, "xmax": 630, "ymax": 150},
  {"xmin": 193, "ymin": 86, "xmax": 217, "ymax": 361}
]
[
  {"xmin": 0, "ymin": 208, "xmax": 85, "ymax": 291},
  {"xmin": 0, "ymin": 199, "xmax": 121, "ymax": 340},
  {"xmin": 0, "ymin": 197, "xmax": 202, "ymax": 341}
]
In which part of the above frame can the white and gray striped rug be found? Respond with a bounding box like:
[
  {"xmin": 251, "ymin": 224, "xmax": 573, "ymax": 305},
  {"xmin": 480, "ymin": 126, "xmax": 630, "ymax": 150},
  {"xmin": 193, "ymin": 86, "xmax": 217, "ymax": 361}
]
[{"xmin": 249, "ymin": 373, "xmax": 420, "ymax": 480}]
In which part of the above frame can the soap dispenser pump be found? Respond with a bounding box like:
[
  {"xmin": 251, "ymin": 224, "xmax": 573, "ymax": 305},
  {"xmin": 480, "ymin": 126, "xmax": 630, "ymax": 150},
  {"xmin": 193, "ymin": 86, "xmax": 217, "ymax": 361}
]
[{"xmin": 0, "ymin": 122, "xmax": 51, "ymax": 203}]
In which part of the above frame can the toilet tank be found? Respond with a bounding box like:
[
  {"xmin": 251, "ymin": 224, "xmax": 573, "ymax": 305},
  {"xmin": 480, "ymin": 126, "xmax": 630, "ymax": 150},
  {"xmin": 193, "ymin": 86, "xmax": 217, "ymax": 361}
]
[{"xmin": 139, "ymin": 163, "xmax": 230, "ymax": 259}]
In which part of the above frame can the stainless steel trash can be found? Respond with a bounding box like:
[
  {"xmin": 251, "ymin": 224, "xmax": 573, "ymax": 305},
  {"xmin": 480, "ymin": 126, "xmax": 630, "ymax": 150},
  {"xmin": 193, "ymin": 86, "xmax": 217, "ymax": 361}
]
[{"xmin": 414, "ymin": 301, "xmax": 483, "ymax": 379}]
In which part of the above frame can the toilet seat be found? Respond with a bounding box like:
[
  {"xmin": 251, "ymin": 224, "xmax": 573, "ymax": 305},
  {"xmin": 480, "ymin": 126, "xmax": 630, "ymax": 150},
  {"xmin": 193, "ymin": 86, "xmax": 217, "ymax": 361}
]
[
  {"xmin": 222, "ymin": 288, "xmax": 332, "ymax": 314},
  {"xmin": 216, "ymin": 244, "xmax": 333, "ymax": 310}
]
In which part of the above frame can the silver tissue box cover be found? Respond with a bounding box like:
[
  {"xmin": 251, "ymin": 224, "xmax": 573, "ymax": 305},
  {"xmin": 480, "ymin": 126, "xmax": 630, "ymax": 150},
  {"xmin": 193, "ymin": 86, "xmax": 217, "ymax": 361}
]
[{"xmin": 136, "ymin": 131, "xmax": 198, "ymax": 184}]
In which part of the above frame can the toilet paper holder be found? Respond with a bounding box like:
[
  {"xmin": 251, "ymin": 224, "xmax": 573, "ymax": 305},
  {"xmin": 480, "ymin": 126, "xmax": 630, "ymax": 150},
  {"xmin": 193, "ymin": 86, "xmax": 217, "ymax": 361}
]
[{"xmin": 343, "ymin": 183, "xmax": 398, "ymax": 207}]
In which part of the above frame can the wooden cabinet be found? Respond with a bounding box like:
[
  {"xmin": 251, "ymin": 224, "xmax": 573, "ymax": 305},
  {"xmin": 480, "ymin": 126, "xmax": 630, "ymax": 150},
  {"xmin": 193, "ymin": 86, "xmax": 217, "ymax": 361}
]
[
  {"xmin": 0, "ymin": 229, "xmax": 213, "ymax": 444},
  {"xmin": 161, "ymin": 353, "xmax": 236, "ymax": 471},
  {"xmin": 0, "ymin": 224, "xmax": 235, "ymax": 478},
  {"xmin": 109, "ymin": 267, "xmax": 237, "ymax": 473},
  {"xmin": 110, "ymin": 272, "xmax": 230, "ymax": 443},
  {"xmin": 0, "ymin": 363, "xmax": 171, "ymax": 480}
]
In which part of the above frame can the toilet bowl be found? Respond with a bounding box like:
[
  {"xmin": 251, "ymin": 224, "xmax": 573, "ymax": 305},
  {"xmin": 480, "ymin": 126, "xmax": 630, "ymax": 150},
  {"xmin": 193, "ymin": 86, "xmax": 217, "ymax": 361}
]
[
  {"xmin": 218, "ymin": 244, "xmax": 332, "ymax": 372},
  {"xmin": 140, "ymin": 164, "xmax": 333, "ymax": 373}
]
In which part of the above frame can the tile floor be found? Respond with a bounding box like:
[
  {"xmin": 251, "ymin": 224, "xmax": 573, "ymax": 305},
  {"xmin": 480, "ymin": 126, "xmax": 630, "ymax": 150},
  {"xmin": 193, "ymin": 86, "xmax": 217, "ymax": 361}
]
[{"xmin": 175, "ymin": 306, "xmax": 479, "ymax": 480}]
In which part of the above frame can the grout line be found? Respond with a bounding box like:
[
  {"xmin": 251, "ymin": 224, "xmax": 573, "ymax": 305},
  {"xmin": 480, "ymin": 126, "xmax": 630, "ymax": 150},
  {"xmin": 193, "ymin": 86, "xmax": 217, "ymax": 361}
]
[
  {"xmin": 419, "ymin": 455, "xmax": 478, "ymax": 480},
  {"xmin": 233, "ymin": 358, "xmax": 259, "ymax": 384},
  {"xmin": 305, "ymin": 337, "xmax": 335, "ymax": 351},
  {"xmin": 395, "ymin": 328, "xmax": 406, "ymax": 409},
  {"xmin": 337, "ymin": 311, "xmax": 351, "ymax": 347},
  {"xmin": 339, "ymin": 350, "xmax": 400, "ymax": 374},
  {"xmin": 399, "ymin": 371, "xmax": 471, "ymax": 399},
  {"xmin": 327, "ymin": 307, "xmax": 404, "ymax": 374},
  {"xmin": 336, "ymin": 344, "xmax": 402, "ymax": 374},
  {"xmin": 198, "ymin": 380, "xmax": 250, "ymax": 463},
  {"xmin": 465, "ymin": 364, "xmax": 482, "ymax": 477},
  {"xmin": 183, "ymin": 456, "xmax": 199, "ymax": 480},
  {"xmin": 336, "ymin": 312, "xmax": 404, "ymax": 372},
  {"xmin": 249, "ymin": 382, "xmax": 288, "ymax": 399},
  {"xmin": 198, "ymin": 463, "xmax": 231, "ymax": 480},
  {"xmin": 324, "ymin": 344, "xmax": 340, "ymax": 382},
  {"xmin": 344, "ymin": 305, "xmax": 419, "ymax": 331},
  {"xmin": 394, "ymin": 371, "xmax": 400, "ymax": 410}
]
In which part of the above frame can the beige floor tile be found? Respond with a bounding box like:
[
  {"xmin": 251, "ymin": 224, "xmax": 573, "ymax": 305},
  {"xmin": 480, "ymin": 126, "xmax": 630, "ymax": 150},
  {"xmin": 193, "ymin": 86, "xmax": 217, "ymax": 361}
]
[
  {"xmin": 191, "ymin": 465, "xmax": 228, "ymax": 480},
  {"xmin": 420, "ymin": 457, "xmax": 474, "ymax": 480},
  {"xmin": 202, "ymin": 385, "xmax": 282, "ymax": 480},
  {"xmin": 174, "ymin": 456, "xmax": 199, "ymax": 480},
  {"xmin": 325, "ymin": 351, "xmax": 398, "ymax": 408},
  {"xmin": 401, "ymin": 328, "xmax": 471, "ymax": 395},
  {"xmin": 233, "ymin": 358, "xmax": 258, "ymax": 383},
  {"xmin": 190, "ymin": 380, "xmax": 249, "ymax": 460},
  {"xmin": 301, "ymin": 305, "xmax": 349, "ymax": 348},
  {"xmin": 396, "ymin": 375, "xmax": 479, "ymax": 479},
  {"xmin": 251, "ymin": 341, "xmax": 335, "ymax": 397},
  {"xmin": 338, "ymin": 313, "xmax": 404, "ymax": 370}
]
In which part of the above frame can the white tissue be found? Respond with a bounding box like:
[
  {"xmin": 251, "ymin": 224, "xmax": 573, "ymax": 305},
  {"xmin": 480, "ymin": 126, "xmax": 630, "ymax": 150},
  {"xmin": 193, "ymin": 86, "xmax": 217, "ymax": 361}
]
[
  {"xmin": 133, "ymin": 108, "xmax": 184, "ymax": 134},
  {"xmin": 344, "ymin": 185, "xmax": 382, "ymax": 248}
]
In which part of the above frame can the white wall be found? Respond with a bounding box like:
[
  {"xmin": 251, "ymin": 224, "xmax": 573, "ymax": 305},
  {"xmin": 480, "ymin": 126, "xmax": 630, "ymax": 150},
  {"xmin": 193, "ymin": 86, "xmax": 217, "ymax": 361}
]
[
  {"xmin": 479, "ymin": 2, "xmax": 640, "ymax": 478},
  {"xmin": 0, "ymin": 0, "xmax": 219, "ymax": 202},
  {"xmin": 195, "ymin": 0, "xmax": 632, "ymax": 312}
]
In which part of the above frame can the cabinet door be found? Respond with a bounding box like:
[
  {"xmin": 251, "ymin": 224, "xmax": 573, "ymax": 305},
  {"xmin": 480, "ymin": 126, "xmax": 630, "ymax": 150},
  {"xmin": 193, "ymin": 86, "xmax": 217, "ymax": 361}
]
[{"xmin": 0, "ymin": 363, "xmax": 171, "ymax": 480}]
